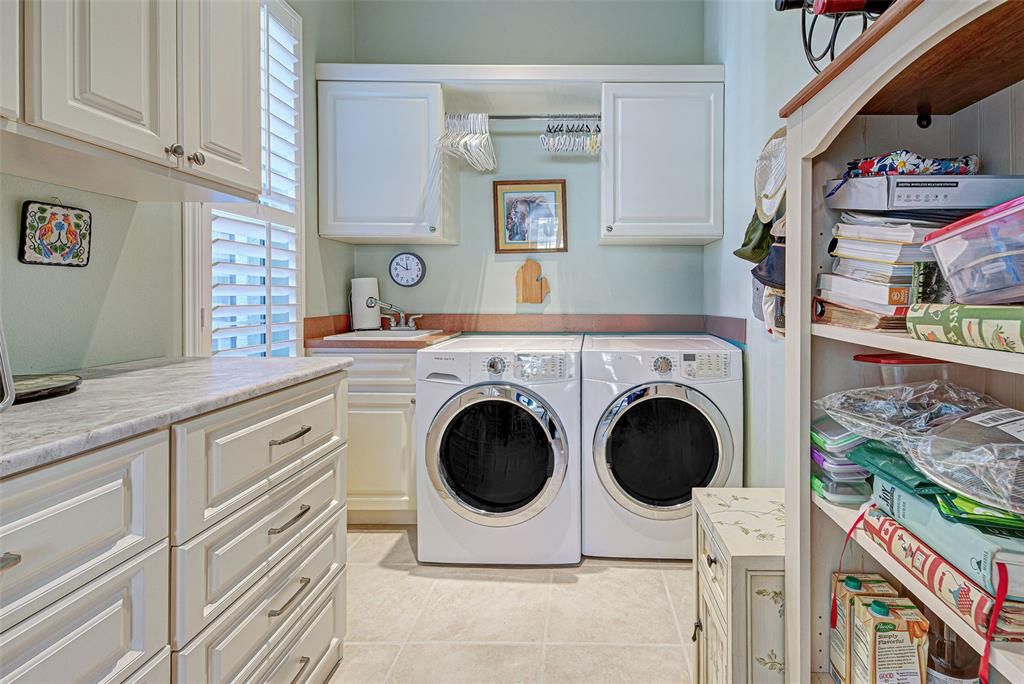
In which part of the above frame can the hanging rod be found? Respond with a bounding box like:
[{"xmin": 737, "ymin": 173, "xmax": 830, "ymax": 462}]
[{"xmin": 485, "ymin": 113, "xmax": 601, "ymax": 121}]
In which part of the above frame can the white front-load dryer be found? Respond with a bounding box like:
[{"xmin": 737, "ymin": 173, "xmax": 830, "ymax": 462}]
[
  {"xmin": 416, "ymin": 334, "xmax": 583, "ymax": 565},
  {"xmin": 582, "ymin": 334, "xmax": 743, "ymax": 559}
]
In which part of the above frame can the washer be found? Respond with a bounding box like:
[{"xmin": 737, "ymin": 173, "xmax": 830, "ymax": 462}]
[
  {"xmin": 582, "ymin": 334, "xmax": 743, "ymax": 559},
  {"xmin": 416, "ymin": 334, "xmax": 583, "ymax": 565}
]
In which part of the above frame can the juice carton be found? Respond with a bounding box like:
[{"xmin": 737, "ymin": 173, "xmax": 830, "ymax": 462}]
[
  {"xmin": 852, "ymin": 597, "xmax": 929, "ymax": 684},
  {"xmin": 830, "ymin": 573, "xmax": 901, "ymax": 684}
]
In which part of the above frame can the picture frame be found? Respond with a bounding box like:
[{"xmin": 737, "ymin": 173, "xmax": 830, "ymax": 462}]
[
  {"xmin": 492, "ymin": 179, "xmax": 567, "ymax": 254},
  {"xmin": 18, "ymin": 200, "xmax": 92, "ymax": 268}
]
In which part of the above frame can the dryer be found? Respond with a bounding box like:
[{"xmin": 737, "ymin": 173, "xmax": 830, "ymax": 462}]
[
  {"xmin": 582, "ymin": 335, "xmax": 743, "ymax": 559},
  {"xmin": 416, "ymin": 335, "xmax": 583, "ymax": 565}
]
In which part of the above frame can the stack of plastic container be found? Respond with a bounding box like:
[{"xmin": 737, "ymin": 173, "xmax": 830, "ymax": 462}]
[{"xmin": 810, "ymin": 415, "xmax": 872, "ymax": 506}]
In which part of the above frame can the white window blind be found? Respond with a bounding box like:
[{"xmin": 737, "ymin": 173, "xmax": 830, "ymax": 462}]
[
  {"xmin": 261, "ymin": 0, "xmax": 302, "ymax": 212},
  {"xmin": 202, "ymin": 0, "xmax": 302, "ymax": 358}
]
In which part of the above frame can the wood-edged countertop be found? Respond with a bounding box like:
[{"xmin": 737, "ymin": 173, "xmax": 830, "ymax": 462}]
[{"xmin": 304, "ymin": 330, "xmax": 461, "ymax": 351}]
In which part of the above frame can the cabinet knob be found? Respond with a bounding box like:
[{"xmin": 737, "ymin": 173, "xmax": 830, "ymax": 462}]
[
  {"xmin": 705, "ymin": 553, "xmax": 717, "ymax": 568},
  {"xmin": 410, "ymin": 397, "xmax": 416, "ymax": 405},
  {"xmin": 605, "ymin": 225, "xmax": 613, "ymax": 232},
  {"xmin": 165, "ymin": 143, "xmax": 185, "ymax": 158},
  {"xmin": 691, "ymin": 619, "xmax": 703, "ymax": 642},
  {"xmin": 428, "ymin": 226, "xmax": 437, "ymax": 233},
  {"xmin": 187, "ymin": 151, "xmax": 207, "ymax": 166}
]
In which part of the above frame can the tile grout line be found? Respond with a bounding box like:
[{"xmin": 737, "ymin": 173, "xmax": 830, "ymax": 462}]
[
  {"xmin": 382, "ymin": 565, "xmax": 440, "ymax": 683},
  {"xmin": 539, "ymin": 568, "xmax": 554, "ymax": 684},
  {"xmin": 661, "ymin": 567, "xmax": 687, "ymax": 647}
]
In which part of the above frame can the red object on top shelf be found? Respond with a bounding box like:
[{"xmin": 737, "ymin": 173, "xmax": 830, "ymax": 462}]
[{"xmin": 853, "ymin": 353, "xmax": 946, "ymax": 365}]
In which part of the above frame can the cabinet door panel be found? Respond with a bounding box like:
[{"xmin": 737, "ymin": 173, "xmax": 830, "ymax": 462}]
[
  {"xmin": 318, "ymin": 82, "xmax": 445, "ymax": 243},
  {"xmin": 347, "ymin": 392, "xmax": 416, "ymax": 511},
  {"xmin": 179, "ymin": 0, "xmax": 261, "ymax": 192},
  {"xmin": 24, "ymin": 0, "xmax": 178, "ymax": 164},
  {"xmin": 697, "ymin": 586, "xmax": 730, "ymax": 684},
  {"xmin": 601, "ymin": 82, "xmax": 723, "ymax": 245},
  {"xmin": 0, "ymin": 0, "xmax": 19, "ymax": 120}
]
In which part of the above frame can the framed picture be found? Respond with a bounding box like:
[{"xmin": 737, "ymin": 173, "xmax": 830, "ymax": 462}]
[
  {"xmin": 19, "ymin": 201, "xmax": 92, "ymax": 267},
  {"xmin": 493, "ymin": 179, "xmax": 567, "ymax": 254}
]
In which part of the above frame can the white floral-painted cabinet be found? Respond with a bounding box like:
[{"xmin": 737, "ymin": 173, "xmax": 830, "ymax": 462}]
[{"xmin": 692, "ymin": 488, "xmax": 785, "ymax": 684}]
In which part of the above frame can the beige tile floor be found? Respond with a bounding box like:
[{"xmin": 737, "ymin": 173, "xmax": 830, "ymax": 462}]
[{"xmin": 331, "ymin": 526, "xmax": 696, "ymax": 684}]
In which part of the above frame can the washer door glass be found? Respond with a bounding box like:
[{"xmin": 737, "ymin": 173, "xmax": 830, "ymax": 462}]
[
  {"xmin": 427, "ymin": 385, "xmax": 568, "ymax": 527},
  {"xmin": 595, "ymin": 383, "xmax": 733, "ymax": 520}
]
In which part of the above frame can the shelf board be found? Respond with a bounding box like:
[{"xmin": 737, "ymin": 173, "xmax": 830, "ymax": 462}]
[
  {"xmin": 810, "ymin": 324, "xmax": 1024, "ymax": 375},
  {"xmin": 812, "ymin": 495, "xmax": 1024, "ymax": 681}
]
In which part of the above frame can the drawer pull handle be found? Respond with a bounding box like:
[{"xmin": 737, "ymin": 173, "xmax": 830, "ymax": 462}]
[
  {"xmin": 268, "ymin": 504, "xmax": 311, "ymax": 535},
  {"xmin": 0, "ymin": 552, "xmax": 22, "ymax": 571},
  {"xmin": 691, "ymin": 618, "xmax": 703, "ymax": 642},
  {"xmin": 268, "ymin": 576, "xmax": 311, "ymax": 617},
  {"xmin": 270, "ymin": 424, "xmax": 312, "ymax": 446},
  {"xmin": 289, "ymin": 656, "xmax": 311, "ymax": 684},
  {"xmin": 705, "ymin": 553, "xmax": 717, "ymax": 568}
]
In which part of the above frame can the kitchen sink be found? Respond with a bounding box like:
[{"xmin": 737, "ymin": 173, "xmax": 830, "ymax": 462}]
[{"xmin": 323, "ymin": 329, "xmax": 442, "ymax": 341}]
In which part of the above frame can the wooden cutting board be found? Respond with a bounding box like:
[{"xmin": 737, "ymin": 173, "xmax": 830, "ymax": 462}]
[{"xmin": 515, "ymin": 258, "xmax": 550, "ymax": 304}]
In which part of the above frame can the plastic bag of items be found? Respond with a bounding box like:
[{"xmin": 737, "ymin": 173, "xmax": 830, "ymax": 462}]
[{"xmin": 817, "ymin": 380, "xmax": 1024, "ymax": 514}]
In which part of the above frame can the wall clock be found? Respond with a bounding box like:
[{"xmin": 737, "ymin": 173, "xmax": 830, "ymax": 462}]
[{"xmin": 389, "ymin": 252, "xmax": 426, "ymax": 287}]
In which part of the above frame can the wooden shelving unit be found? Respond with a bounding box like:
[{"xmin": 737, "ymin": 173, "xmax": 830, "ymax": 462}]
[
  {"xmin": 813, "ymin": 496, "xmax": 1024, "ymax": 681},
  {"xmin": 783, "ymin": 2, "xmax": 1024, "ymax": 682},
  {"xmin": 810, "ymin": 324, "xmax": 1024, "ymax": 375}
]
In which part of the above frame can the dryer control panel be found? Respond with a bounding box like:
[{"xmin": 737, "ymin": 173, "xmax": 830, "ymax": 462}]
[{"xmin": 681, "ymin": 352, "xmax": 731, "ymax": 379}]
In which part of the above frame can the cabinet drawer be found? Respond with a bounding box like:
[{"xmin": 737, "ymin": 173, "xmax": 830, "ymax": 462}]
[
  {"xmin": 696, "ymin": 515, "xmax": 729, "ymax": 612},
  {"xmin": 344, "ymin": 353, "xmax": 416, "ymax": 391},
  {"xmin": 0, "ymin": 543, "xmax": 169, "ymax": 684},
  {"xmin": 174, "ymin": 512, "xmax": 346, "ymax": 684},
  {"xmin": 0, "ymin": 431, "xmax": 169, "ymax": 631},
  {"xmin": 259, "ymin": 572, "xmax": 346, "ymax": 684},
  {"xmin": 172, "ymin": 448, "xmax": 346, "ymax": 647},
  {"xmin": 173, "ymin": 374, "xmax": 346, "ymax": 542}
]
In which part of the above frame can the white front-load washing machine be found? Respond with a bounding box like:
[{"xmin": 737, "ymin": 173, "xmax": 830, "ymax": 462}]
[
  {"xmin": 582, "ymin": 334, "xmax": 743, "ymax": 559},
  {"xmin": 416, "ymin": 334, "xmax": 583, "ymax": 565}
]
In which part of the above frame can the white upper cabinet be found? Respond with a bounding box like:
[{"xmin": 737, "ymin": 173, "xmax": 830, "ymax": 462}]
[
  {"xmin": 179, "ymin": 0, "xmax": 262, "ymax": 192},
  {"xmin": 318, "ymin": 82, "xmax": 453, "ymax": 244},
  {"xmin": 600, "ymin": 82, "xmax": 724, "ymax": 245},
  {"xmin": 0, "ymin": 0, "xmax": 20, "ymax": 121},
  {"xmin": 23, "ymin": 0, "xmax": 179, "ymax": 166}
]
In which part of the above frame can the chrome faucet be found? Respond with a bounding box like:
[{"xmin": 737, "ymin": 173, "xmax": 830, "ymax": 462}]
[{"xmin": 366, "ymin": 297, "xmax": 424, "ymax": 330}]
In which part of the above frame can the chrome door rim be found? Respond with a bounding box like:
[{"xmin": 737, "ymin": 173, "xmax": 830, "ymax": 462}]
[
  {"xmin": 593, "ymin": 382, "xmax": 734, "ymax": 520},
  {"xmin": 426, "ymin": 383, "xmax": 568, "ymax": 527}
]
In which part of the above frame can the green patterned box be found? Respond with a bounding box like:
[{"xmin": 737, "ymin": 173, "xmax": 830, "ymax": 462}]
[{"xmin": 906, "ymin": 304, "xmax": 1024, "ymax": 354}]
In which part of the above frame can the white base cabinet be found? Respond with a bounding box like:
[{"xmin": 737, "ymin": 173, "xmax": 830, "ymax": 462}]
[
  {"xmin": 0, "ymin": 372, "xmax": 348, "ymax": 683},
  {"xmin": 601, "ymin": 82, "xmax": 724, "ymax": 245},
  {"xmin": 692, "ymin": 488, "xmax": 785, "ymax": 684}
]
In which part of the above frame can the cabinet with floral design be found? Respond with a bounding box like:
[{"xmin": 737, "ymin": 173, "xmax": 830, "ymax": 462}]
[{"xmin": 692, "ymin": 488, "xmax": 785, "ymax": 684}]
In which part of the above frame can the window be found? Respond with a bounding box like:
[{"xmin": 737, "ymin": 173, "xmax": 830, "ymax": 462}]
[{"xmin": 185, "ymin": 0, "xmax": 303, "ymax": 358}]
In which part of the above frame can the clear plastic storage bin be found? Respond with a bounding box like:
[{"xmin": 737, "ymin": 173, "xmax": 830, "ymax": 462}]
[
  {"xmin": 924, "ymin": 195, "xmax": 1024, "ymax": 305},
  {"xmin": 852, "ymin": 353, "xmax": 950, "ymax": 386},
  {"xmin": 810, "ymin": 463, "xmax": 872, "ymax": 506},
  {"xmin": 811, "ymin": 446, "xmax": 871, "ymax": 481}
]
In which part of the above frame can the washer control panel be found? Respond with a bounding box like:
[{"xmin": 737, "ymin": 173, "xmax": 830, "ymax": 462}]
[
  {"xmin": 477, "ymin": 352, "xmax": 573, "ymax": 382},
  {"xmin": 681, "ymin": 352, "xmax": 730, "ymax": 379},
  {"xmin": 515, "ymin": 353, "xmax": 569, "ymax": 381}
]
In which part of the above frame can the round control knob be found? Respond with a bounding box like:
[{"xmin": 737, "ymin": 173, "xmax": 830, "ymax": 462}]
[
  {"xmin": 652, "ymin": 356, "xmax": 673, "ymax": 374},
  {"xmin": 486, "ymin": 357, "xmax": 507, "ymax": 375}
]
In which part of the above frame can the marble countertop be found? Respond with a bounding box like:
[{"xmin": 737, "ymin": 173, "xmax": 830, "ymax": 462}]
[{"xmin": 0, "ymin": 356, "xmax": 353, "ymax": 479}]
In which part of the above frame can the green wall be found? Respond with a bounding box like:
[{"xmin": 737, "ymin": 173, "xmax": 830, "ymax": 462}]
[
  {"xmin": 353, "ymin": 0, "xmax": 704, "ymax": 64},
  {"xmin": 351, "ymin": 0, "xmax": 707, "ymax": 315},
  {"xmin": 293, "ymin": 0, "xmax": 357, "ymax": 317},
  {"xmin": 358, "ymin": 121, "xmax": 703, "ymax": 313},
  {"xmin": 0, "ymin": 174, "xmax": 182, "ymax": 374}
]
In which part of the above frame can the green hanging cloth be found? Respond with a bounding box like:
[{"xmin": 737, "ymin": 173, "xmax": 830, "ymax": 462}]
[{"xmin": 733, "ymin": 210, "xmax": 773, "ymax": 264}]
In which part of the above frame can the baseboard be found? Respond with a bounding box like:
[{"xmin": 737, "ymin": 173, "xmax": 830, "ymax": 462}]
[{"xmin": 348, "ymin": 509, "xmax": 417, "ymax": 526}]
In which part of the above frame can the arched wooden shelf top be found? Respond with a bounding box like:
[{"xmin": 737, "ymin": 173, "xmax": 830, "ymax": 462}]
[{"xmin": 780, "ymin": 0, "xmax": 1024, "ymax": 118}]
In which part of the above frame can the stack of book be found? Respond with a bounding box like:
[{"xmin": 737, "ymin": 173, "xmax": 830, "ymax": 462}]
[{"xmin": 814, "ymin": 211, "xmax": 953, "ymax": 331}]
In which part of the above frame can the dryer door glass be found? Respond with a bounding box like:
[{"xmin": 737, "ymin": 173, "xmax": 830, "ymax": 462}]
[
  {"xmin": 607, "ymin": 397, "xmax": 717, "ymax": 507},
  {"xmin": 594, "ymin": 383, "xmax": 734, "ymax": 520},
  {"xmin": 427, "ymin": 384, "xmax": 569, "ymax": 527}
]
